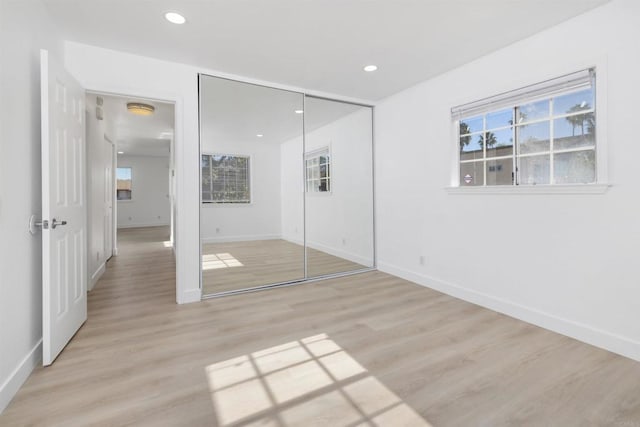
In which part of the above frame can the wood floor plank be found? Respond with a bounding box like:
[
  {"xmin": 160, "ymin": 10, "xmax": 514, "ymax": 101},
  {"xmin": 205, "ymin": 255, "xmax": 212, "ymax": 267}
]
[{"xmin": 1, "ymin": 226, "xmax": 639, "ymax": 426}]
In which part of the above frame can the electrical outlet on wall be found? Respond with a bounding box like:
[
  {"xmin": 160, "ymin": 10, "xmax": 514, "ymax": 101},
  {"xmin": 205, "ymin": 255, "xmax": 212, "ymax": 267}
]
[{"xmin": 419, "ymin": 255, "xmax": 426, "ymax": 266}]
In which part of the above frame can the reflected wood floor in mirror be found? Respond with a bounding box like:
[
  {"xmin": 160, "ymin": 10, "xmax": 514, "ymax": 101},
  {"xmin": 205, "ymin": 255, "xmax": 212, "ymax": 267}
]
[
  {"xmin": 202, "ymin": 239, "xmax": 365, "ymax": 295},
  {"xmin": 2, "ymin": 226, "xmax": 640, "ymax": 426}
]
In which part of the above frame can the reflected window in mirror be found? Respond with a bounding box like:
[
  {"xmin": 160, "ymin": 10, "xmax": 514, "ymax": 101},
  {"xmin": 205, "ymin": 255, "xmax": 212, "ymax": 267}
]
[
  {"xmin": 305, "ymin": 147, "xmax": 331, "ymax": 193},
  {"xmin": 202, "ymin": 154, "xmax": 251, "ymax": 203}
]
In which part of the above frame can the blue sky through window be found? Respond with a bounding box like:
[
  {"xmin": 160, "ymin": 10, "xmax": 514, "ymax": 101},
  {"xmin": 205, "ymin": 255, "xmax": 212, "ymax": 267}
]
[{"xmin": 117, "ymin": 167, "xmax": 131, "ymax": 180}]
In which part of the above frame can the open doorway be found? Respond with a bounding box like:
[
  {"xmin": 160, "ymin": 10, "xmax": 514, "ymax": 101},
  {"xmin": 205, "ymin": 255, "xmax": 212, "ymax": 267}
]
[{"xmin": 85, "ymin": 92, "xmax": 175, "ymax": 290}]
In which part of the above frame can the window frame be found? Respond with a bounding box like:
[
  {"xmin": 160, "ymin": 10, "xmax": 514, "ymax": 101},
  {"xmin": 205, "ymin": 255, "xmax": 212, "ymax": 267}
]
[
  {"xmin": 116, "ymin": 166, "xmax": 133, "ymax": 202},
  {"xmin": 201, "ymin": 153, "xmax": 252, "ymax": 204},
  {"xmin": 448, "ymin": 66, "xmax": 609, "ymax": 195},
  {"xmin": 305, "ymin": 146, "xmax": 332, "ymax": 195}
]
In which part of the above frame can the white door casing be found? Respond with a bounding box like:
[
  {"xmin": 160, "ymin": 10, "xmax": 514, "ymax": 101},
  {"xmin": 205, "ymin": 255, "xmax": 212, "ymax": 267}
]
[{"xmin": 41, "ymin": 49, "xmax": 87, "ymax": 366}]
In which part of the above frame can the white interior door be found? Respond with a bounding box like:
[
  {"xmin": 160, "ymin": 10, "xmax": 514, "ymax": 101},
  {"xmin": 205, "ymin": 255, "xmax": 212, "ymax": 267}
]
[
  {"xmin": 41, "ymin": 49, "xmax": 87, "ymax": 366},
  {"xmin": 104, "ymin": 138, "xmax": 114, "ymax": 258}
]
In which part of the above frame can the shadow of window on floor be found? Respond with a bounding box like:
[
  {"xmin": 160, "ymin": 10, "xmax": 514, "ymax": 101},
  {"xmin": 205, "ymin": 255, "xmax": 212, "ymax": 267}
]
[
  {"xmin": 202, "ymin": 253, "xmax": 245, "ymax": 271},
  {"xmin": 206, "ymin": 333, "xmax": 432, "ymax": 426}
]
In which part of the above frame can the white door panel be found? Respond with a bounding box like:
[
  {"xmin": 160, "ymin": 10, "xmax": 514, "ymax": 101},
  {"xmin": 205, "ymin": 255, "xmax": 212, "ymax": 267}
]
[
  {"xmin": 104, "ymin": 140, "xmax": 114, "ymax": 258},
  {"xmin": 41, "ymin": 49, "xmax": 87, "ymax": 366}
]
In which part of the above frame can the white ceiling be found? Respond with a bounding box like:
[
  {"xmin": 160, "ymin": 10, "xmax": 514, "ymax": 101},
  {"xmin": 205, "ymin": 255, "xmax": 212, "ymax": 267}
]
[
  {"xmin": 44, "ymin": 0, "xmax": 609, "ymax": 101},
  {"xmin": 200, "ymin": 75, "xmax": 364, "ymax": 146},
  {"xmin": 92, "ymin": 93, "xmax": 174, "ymax": 157}
]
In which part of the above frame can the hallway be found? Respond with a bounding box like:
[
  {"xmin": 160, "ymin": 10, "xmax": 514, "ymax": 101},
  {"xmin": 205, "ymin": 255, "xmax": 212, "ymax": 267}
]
[{"xmin": 0, "ymin": 226, "xmax": 199, "ymax": 425}]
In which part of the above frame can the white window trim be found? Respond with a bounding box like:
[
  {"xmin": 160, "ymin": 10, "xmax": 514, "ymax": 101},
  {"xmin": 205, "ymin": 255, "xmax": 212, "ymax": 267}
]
[
  {"xmin": 305, "ymin": 146, "xmax": 332, "ymax": 195},
  {"xmin": 447, "ymin": 58, "xmax": 609, "ymax": 195},
  {"xmin": 201, "ymin": 152, "xmax": 253, "ymax": 205}
]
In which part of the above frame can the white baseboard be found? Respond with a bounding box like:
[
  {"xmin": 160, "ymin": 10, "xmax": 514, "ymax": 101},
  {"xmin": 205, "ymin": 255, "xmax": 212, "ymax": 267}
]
[
  {"xmin": 281, "ymin": 236, "xmax": 372, "ymax": 267},
  {"xmin": 0, "ymin": 339, "xmax": 42, "ymax": 414},
  {"xmin": 201, "ymin": 234, "xmax": 280, "ymax": 244},
  {"xmin": 177, "ymin": 288, "xmax": 201, "ymax": 304},
  {"xmin": 282, "ymin": 236, "xmax": 304, "ymax": 246},
  {"xmin": 117, "ymin": 222, "xmax": 170, "ymax": 229},
  {"xmin": 378, "ymin": 261, "xmax": 640, "ymax": 362},
  {"xmin": 88, "ymin": 262, "xmax": 106, "ymax": 291},
  {"xmin": 306, "ymin": 240, "xmax": 372, "ymax": 267}
]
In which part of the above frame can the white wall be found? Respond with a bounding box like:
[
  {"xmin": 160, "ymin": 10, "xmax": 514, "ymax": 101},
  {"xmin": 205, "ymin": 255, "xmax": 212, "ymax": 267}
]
[
  {"xmin": 375, "ymin": 0, "xmax": 640, "ymax": 361},
  {"xmin": 280, "ymin": 137, "xmax": 304, "ymax": 246},
  {"xmin": 281, "ymin": 109, "xmax": 374, "ymax": 266},
  {"xmin": 117, "ymin": 155, "xmax": 171, "ymax": 229},
  {"xmin": 200, "ymin": 139, "xmax": 281, "ymax": 242},
  {"xmin": 0, "ymin": 0, "xmax": 63, "ymax": 412},
  {"xmin": 86, "ymin": 96, "xmax": 116, "ymax": 290}
]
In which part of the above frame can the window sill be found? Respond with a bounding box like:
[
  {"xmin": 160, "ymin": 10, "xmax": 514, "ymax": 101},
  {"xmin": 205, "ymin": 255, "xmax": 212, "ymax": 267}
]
[{"xmin": 445, "ymin": 183, "xmax": 610, "ymax": 195}]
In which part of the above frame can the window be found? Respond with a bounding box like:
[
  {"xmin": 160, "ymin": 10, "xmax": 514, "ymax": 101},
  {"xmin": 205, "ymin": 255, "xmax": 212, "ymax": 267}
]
[
  {"xmin": 305, "ymin": 147, "xmax": 331, "ymax": 193},
  {"xmin": 453, "ymin": 69, "xmax": 596, "ymax": 187},
  {"xmin": 116, "ymin": 167, "xmax": 132, "ymax": 200},
  {"xmin": 202, "ymin": 154, "xmax": 250, "ymax": 203}
]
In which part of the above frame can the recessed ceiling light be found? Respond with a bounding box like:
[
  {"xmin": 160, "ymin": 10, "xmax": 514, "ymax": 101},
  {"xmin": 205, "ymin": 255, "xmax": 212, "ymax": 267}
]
[
  {"xmin": 294, "ymin": 110, "xmax": 304, "ymax": 114},
  {"xmin": 363, "ymin": 65, "xmax": 378, "ymax": 72},
  {"xmin": 165, "ymin": 12, "xmax": 186, "ymax": 24},
  {"xmin": 118, "ymin": 151, "xmax": 124, "ymax": 154},
  {"xmin": 256, "ymin": 134, "xmax": 264, "ymax": 138}
]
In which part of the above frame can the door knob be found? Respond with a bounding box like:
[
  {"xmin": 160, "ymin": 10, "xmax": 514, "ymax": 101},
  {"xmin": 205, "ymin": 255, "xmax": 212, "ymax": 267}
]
[{"xmin": 51, "ymin": 218, "xmax": 67, "ymax": 229}]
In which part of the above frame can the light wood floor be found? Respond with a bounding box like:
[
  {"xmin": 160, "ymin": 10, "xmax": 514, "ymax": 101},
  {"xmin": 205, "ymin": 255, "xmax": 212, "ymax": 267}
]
[
  {"xmin": 2, "ymin": 226, "xmax": 640, "ymax": 426},
  {"xmin": 202, "ymin": 240, "xmax": 366, "ymax": 295}
]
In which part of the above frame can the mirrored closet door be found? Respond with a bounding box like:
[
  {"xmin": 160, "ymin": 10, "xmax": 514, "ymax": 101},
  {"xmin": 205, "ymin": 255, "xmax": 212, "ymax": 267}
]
[
  {"xmin": 199, "ymin": 75, "xmax": 374, "ymax": 297},
  {"xmin": 199, "ymin": 76, "xmax": 304, "ymax": 295},
  {"xmin": 303, "ymin": 96, "xmax": 374, "ymax": 278}
]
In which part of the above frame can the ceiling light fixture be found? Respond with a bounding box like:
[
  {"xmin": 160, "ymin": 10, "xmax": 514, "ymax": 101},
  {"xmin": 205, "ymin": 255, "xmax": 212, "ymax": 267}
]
[
  {"xmin": 165, "ymin": 12, "xmax": 186, "ymax": 24},
  {"xmin": 256, "ymin": 134, "xmax": 264, "ymax": 138},
  {"xmin": 363, "ymin": 65, "xmax": 378, "ymax": 72},
  {"xmin": 295, "ymin": 110, "xmax": 304, "ymax": 114},
  {"xmin": 118, "ymin": 151, "xmax": 124, "ymax": 154},
  {"xmin": 127, "ymin": 102, "xmax": 155, "ymax": 116}
]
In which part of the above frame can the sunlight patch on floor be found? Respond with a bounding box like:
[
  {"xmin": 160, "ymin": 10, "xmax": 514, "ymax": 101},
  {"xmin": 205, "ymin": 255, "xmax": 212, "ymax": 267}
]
[
  {"xmin": 202, "ymin": 253, "xmax": 244, "ymax": 270},
  {"xmin": 205, "ymin": 333, "xmax": 432, "ymax": 426}
]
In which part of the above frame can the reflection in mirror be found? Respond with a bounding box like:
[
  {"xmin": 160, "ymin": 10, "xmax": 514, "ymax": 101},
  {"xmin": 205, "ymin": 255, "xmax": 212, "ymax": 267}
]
[
  {"xmin": 199, "ymin": 75, "xmax": 304, "ymax": 295},
  {"xmin": 302, "ymin": 96, "xmax": 374, "ymax": 278}
]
